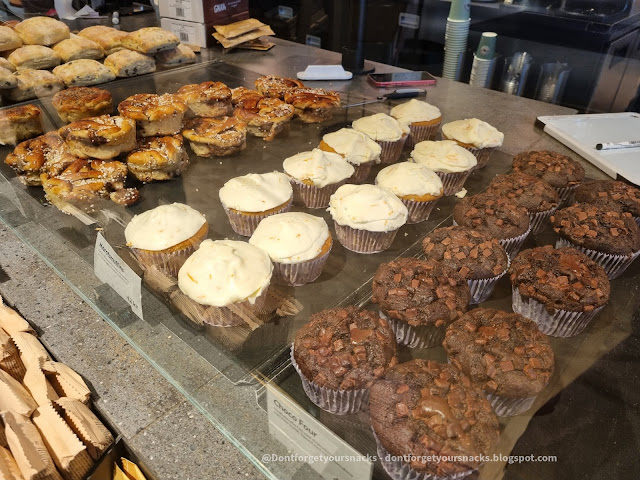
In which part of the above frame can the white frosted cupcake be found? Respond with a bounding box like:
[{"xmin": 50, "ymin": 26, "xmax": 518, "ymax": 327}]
[
  {"xmin": 125, "ymin": 203, "xmax": 208, "ymax": 277},
  {"xmin": 390, "ymin": 99, "xmax": 442, "ymax": 147},
  {"xmin": 178, "ymin": 239, "xmax": 273, "ymax": 327},
  {"xmin": 219, "ymin": 171, "xmax": 293, "ymax": 237},
  {"xmin": 410, "ymin": 140, "xmax": 477, "ymax": 195},
  {"xmin": 375, "ymin": 162, "xmax": 443, "ymax": 224},
  {"xmin": 328, "ymin": 184, "xmax": 408, "ymax": 254},
  {"xmin": 319, "ymin": 128, "xmax": 381, "ymax": 183},
  {"xmin": 352, "ymin": 113, "xmax": 408, "ymax": 164},
  {"xmin": 441, "ymin": 118, "xmax": 504, "ymax": 168},
  {"xmin": 250, "ymin": 212, "xmax": 332, "ymax": 286},
  {"xmin": 283, "ymin": 148, "xmax": 354, "ymax": 208}
]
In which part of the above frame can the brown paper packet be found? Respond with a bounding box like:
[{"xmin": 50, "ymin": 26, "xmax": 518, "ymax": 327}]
[
  {"xmin": 2, "ymin": 411, "xmax": 63, "ymax": 480},
  {"xmin": 22, "ymin": 365, "xmax": 59, "ymax": 408},
  {"xmin": 41, "ymin": 363, "xmax": 90, "ymax": 405},
  {"xmin": 113, "ymin": 464, "xmax": 128, "ymax": 480},
  {"xmin": 54, "ymin": 398, "xmax": 112, "ymax": 461},
  {"xmin": 0, "ymin": 370, "xmax": 37, "ymax": 418},
  {"xmin": 0, "ymin": 328, "xmax": 26, "ymax": 381},
  {"xmin": 11, "ymin": 333, "xmax": 50, "ymax": 372},
  {"xmin": 121, "ymin": 458, "xmax": 147, "ymax": 480},
  {"xmin": 213, "ymin": 19, "xmax": 266, "ymax": 39},
  {"xmin": 31, "ymin": 405, "xmax": 92, "ymax": 480},
  {"xmin": 0, "ymin": 445, "xmax": 24, "ymax": 480},
  {"xmin": 234, "ymin": 38, "xmax": 276, "ymax": 51},
  {"xmin": 213, "ymin": 25, "xmax": 275, "ymax": 49},
  {"xmin": 0, "ymin": 418, "xmax": 7, "ymax": 449},
  {"xmin": 0, "ymin": 305, "xmax": 34, "ymax": 337}
]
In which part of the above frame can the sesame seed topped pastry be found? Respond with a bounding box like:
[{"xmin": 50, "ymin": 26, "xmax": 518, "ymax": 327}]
[
  {"xmin": 59, "ymin": 115, "xmax": 137, "ymax": 160},
  {"xmin": 182, "ymin": 116, "xmax": 247, "ymax": 157},
  {"xmin": 176, "ymin": 81, "xmax": 232, "ymax": 118},
  {"xmin": 118, "ymin": 93, "xmax": 188, "ymax": 137},
  {"xmin": 284, "ymin": 87, "xmax": 341, "ymax": 123},
  {"xmin": 233, "ymin": 92, "xmax": 294, "ymax": 142},
  {"xmin": 255, "ymin": 75, "xmax": 304, "ymax": 99}
]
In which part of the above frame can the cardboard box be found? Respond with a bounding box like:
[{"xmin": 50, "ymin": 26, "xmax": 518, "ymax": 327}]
[
  {"xmin": 161, "ymin": 11, "xmax": 251, "ymax": 48},
  {"xmin": 159, "ymin": 0, "xmax": 248, "ymax": 24}
]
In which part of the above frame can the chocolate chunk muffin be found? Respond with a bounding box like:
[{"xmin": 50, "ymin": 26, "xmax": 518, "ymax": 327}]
[
  {"xmin": 422, "ymin": 226, "xmax": 509, "ymax": 304},
  {"xmin": 574, "ymin": 180, "xmax": 640, "ymax": 221},
  {"xmin": 488, "ymin": 172, "xmax": 559, "ymax": 234},
  {"xmin": 372, "ymin": 258, "xmax": 470, "ymax": 348},
  {"xmin": 510, "ymin": 246, "xmax": 610, "ymax": 336},
  {"xmin": 293, "ymin": 306, "xmax": 397, "ymax": 414},
  {"xmin": 512, "ymin": 150, "xmax": 585, "ymax": 189},
  {"xmin": 453, "ymin": 192, "xmax": 530, "ymax": 257},
  {"xmin": 369, "ymin": 359, "xmax": 499, "ymax": 478},
  {"xmin": 443, "ymin": 308, "xmax": 555, "ymax": 416}
]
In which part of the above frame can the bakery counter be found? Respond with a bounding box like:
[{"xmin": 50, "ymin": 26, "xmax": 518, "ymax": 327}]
[{"xmin": 2, "ymin": 34, "xmax": 638, "ymax": 480}]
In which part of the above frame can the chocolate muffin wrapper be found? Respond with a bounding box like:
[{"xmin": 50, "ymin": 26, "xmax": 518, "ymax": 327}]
[
  {"xmin": 529, "ymin": 206, "xmax": 557, "ymax": 235},
  {"xmin": 373, "ymin": 430, "xmax": 474, "ymax": 480},
  {"xmin": 634, "ymin": 215, "xmax": 640, "ymax": 227},
  {"xmin": 334, "ymin": 222, "xmax": 399, "ymax": 254},
  {"xmin": 435, "ymin": 171, "xmax": 471, "ymax": 196},
  {"xmin": 556, "ymin": 184, "xmax": 580, "ymax": 207},
  {"xmin": 408, "ymin": 122, "xmax": 441, "ymax": 148},
  {"xmin": 499, "ymin": 227, "xmax": 531, "ymax": 259},
  {"xmin": 511, "ymin": 286, "xmax": 604, "ymax": 337},
  {"xmin": 381, "ymin": 312, "xmax": 445, "ymax": 349},
  {"xmin": 377, "ymin": 136, "xmax": 408, "ymax": 164},
  {"xmin": 348, "ymin": 162, "xmax": 373, "ymax": 184},
  {"xmin": 290, "ymin": 178, "xmax": 346, "ymax": 209},
  {"xmin": 485, "ymin": 391, "xmax": 537, "ymax": 417},
  {"xmin": 131, "ymin": 244, "xmax": 197, "ymax": 279},
  {"xmin": 401, "ymin": 197, "xmax": 439, "ymax": 224},
  {"xmin": 290, "ymin": 346, "xmax": 368, "ymax": 415},
  {"xmin": 555, "ymin": 237, "xmax": 640, "ymax": 280},
  {"xmin": 468, "ymin": 255, "xmax": 510, "ymax": 304},
  {"xmin": 273, "ymin": 245, "xmax": 332, "ymax": 286},
  {"xmin": 223, "ymin": 197, "xmax": 293, "ymax": 237}
]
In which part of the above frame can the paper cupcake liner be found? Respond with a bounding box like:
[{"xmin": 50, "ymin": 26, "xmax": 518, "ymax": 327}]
[
  {"xmin": 556, "ymin": 184, "xmax": 580, "ymax": 207},
  {"xmin": 529, "ymin": 206, "xmax": 557, "ymax": 235},
  {"xmin": 223, "ymin": 197, "xmax": 293, "ymax": 237},
  {"xmin": 634, "ymin": 215, "xmax": 640, "ymax": 227},
  {"xmin": 442, "ymin": 135, "xmax": 495, "ymax": 169},
  {"xmin": 382, "ymin": 312, "xmax": 444, "ymax": 349},
  {"xmin": 435, "ymin": 171, "xmax": 471, "ymax": 196},
  {"xmin": 511, "ymin": 286, "xmax": 604, "ymax": 337},
  {"xmin": 485, "ymin": 391, "xmax": 537, "ymax": 417},
  {"xmin": 290, "ymin": 178, "xmax": 346, "ymax": 209},
  {"xmin": 373, "ymin": 429, "xmax": 474, "ymax": 480},
  {"xmin": 291, "ymin": 346, "xmax": 368, "ymax": 415},
  {"xmin": 132, "ymin": 245, "xmax": 197, "ymax": 278},
  {"xmin": 468, "ymin": 254, "xmax": 510, "ymax": 304},
  {"xmin": 334, "ymin": 222, "xmax": 399, "ymax": 254},
  {"xmin": 408, "ymin": 122, "xmax": 441, "ymax": 148},
  {"xmin": 347, "ymin": 162, "xmax": 373, "ymax": 184},
  {"xmin": 401, "ymin": 197, "xmax": 440, "ymax": 224},
  {"xmin": 273, "ymin": 243, "xmax": 332, "ymax": 286},
  {"xmin": 555, "ymin": 237, "xmax": 640, "ymax": 280},
  {"xmin": 377, "ymin": 135, "xmax": 408, "ymax": 164},
  {"xmin": 173, "ymin": 287, "xmax": 270, "ymax": 328},
  {"xmin": 451, "ymin": 221, "xmax": 530, "ymax": 259}
]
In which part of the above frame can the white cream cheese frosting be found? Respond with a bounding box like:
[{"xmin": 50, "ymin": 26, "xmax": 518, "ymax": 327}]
[
  {"xmin": 219, "ymin": 171, "xmax": 293, "ymax": 212},
  {"xmin": 283, "ymin": 148, "xmax": 354, "ymax": 187},
  {"xmin": 442, "ymin": 118, "xmax": 504, "ymax": 148},
  {"xmin": 410, "ymin": 140, "xmax": 477, "ymax": 173},
  {"xmin": 375, "ymin": 162, "xmax": 443, "ymax": 198},
  {"xmin": 390, "ymin": 99, "xmax": 442, "ymax": 128},
  {"xmin": 352, "ymin": 113, "xmax": 409, "ymax": 142},
  {"xmin": 125, "ymin": 203, "xmax": 206, "ymax": 251},
  {"xmin": 328, "ymin": 184, "xmax": 408, "ymax": 232},
  {"xmin": 249, "ymin": 212, "xmax": 330, "ymax": 264},
  {"xmin": 178, "ymin": 239, "xmax": 272, "ymax": 306},
  {"xmin": 321, "ymin": 128, "xmax": 382, "ymax": 165}
]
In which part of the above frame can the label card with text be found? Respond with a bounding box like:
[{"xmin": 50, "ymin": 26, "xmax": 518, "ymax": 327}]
[
  {"xmin": 94, "ymin": 233, "xmax": 143, "ymax": 320},
  {"xmin": 266, "ymin": 384, "xmax": 373, "ymax": 480}
]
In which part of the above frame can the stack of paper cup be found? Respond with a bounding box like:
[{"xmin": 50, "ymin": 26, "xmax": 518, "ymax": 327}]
[
  {"xmin": 442, "ymin": 0, "xmax": 471, "ymax": 81},
  {"xmin": 469, "ymin": 32, "xmax": 497, "ymax": 88}
]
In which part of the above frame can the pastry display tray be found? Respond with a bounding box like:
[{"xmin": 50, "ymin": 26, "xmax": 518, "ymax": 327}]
[{"xmin": 0, "ymin": 59, "xmax": 638, "ymax": 480}]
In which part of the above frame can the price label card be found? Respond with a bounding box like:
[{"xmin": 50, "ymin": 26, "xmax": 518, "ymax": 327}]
[
  {"xmin": 266, "ymin": 384, "xmax": 373, "ymax": 480},
  {"xmin": 306, "ymin": 35, "xmax": 321, "ymax": 48},
  {"xmin": 399, "ymin": 12, "xmax": 420, "ymax": 29},
  {"xmin": 278, "ymin": 5, "xmax": 294, "ymax": 19},
  {"xmin": 94, "ymin": 233, "xmax": 143, "ymax": 320}
]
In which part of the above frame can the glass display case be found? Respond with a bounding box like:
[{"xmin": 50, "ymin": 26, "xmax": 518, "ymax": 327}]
[{"xmin": 0, "ymin": 46, "xmax": 638, "ymax": 480}]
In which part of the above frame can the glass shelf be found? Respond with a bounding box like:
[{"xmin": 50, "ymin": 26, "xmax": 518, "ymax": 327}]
[{"xmin": 0, "ymin": 59, "xmax": 638, "ymax": 480}]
